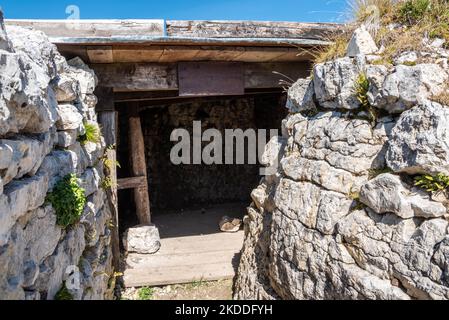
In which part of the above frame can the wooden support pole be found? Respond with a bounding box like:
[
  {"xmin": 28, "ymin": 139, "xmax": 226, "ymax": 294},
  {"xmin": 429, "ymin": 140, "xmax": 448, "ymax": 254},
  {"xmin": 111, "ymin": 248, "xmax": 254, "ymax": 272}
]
[
  {"xmin": 96, "ymin": 86, "xmax": 121, "ymax": 272},
  {"xmin": 128, "ymin": 102, "xmax": 152, "ymax": 225}
]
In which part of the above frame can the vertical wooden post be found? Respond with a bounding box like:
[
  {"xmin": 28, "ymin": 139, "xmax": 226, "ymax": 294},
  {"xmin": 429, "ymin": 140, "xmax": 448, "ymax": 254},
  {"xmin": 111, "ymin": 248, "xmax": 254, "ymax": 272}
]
[
  {"xmin": 128, "ymin": 102, "xmax": 152, "ymax": 225},
  {"xmin": 96, "ymin": 87, "xmax": 121, "ymax": 271}
]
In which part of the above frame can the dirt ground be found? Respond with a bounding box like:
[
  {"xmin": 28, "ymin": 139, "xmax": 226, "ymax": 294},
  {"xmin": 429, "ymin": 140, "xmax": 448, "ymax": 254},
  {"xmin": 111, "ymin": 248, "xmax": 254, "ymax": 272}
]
[{"xmin": 121, "ymin": 279, "xmax": 234, "ymax": 300}]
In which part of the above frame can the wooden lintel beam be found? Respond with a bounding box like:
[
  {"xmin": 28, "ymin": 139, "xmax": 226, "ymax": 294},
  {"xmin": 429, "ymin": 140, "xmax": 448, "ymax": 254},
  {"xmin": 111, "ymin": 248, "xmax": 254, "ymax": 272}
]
[
  {"xmin": 91, "ymin": 62, "xmax": 311, "ymax": 92},
  {"xmin": 114, "ymin": 90, "xmax": 179, "ymax": 103},
  {"xmin": 115, "ymin": 90, "xmax": 284, "ymax": 109},
  {"xmin": 87, "ymin": 46, "xmax": 114, "ymax": 63},
  {"xmin": 91, "ymin": 63, "xmax": 178, "ymax": 92},
  {"xmin": 117, "ymin": 176, "xmax": 147, "ymax": 190}
]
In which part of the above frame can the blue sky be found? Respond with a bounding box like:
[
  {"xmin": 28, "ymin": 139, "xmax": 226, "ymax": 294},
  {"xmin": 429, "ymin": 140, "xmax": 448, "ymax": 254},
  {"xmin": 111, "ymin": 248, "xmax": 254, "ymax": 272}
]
[{"xmin": 0, "ymin": 0, "xmax": 350, "ymax": 23}]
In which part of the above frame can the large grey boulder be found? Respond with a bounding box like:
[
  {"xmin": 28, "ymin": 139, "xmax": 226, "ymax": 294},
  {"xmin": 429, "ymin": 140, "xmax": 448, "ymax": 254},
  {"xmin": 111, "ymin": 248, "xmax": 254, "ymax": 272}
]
[
  {"xmin": 386, "ymin": 101, "xmax": 449, "ymax": 175},
  {"xmin": 123, "ymin": 225, "xmax": 161, "ymax": 254},
  {"xmin": 347, "ymin": 25, "xmax": 378, "ymax": 57},
  {"xmin": 286, "ymin": 78, "xmax": 316, "ymax": 113},
  {"xmin": 313, "ymin": 57, "xmax": 363, "ymax": 110},
  {"xmin": 6, "ymin": 26, "xmax": 60, "ymax": 79},
  {"xmin": 369, "ymin": 64, "xmax": 448, "ymax": 113},
  {"xmin": 360, "ymin": 173, "xmax": 446, "ymax": 219}
]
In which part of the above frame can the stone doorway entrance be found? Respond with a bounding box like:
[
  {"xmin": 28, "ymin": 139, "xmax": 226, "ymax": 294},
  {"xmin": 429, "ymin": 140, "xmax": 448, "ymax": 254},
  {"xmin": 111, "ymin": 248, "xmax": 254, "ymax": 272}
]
[{"xmin": 116, "ymin": 92, "xmax": 286, "ymax": 287}]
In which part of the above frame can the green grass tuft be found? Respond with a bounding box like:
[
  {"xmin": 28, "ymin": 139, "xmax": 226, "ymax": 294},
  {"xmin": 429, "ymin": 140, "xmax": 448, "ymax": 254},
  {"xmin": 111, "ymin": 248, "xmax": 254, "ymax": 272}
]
[
  {"xmin": 54, "ymin": 282, "xmax": 74, "ymax": 300},
  {"xmin": 398, "ymin": 0, "xmax": 431, "ymax": 25},
  {"xmin": 355, "ymin": 73, "xmax": 378, "ymax": 123},
  {"xmin": 46, "ymin": 174, "xmax": 87, "ymax": 228},
  {"xmin": 78, "ymin": 122, "xmax": 101, "ymax": 145},
  {"xmin": 137, "ymin": 287, "xmax": 154, "ymax": 300}
]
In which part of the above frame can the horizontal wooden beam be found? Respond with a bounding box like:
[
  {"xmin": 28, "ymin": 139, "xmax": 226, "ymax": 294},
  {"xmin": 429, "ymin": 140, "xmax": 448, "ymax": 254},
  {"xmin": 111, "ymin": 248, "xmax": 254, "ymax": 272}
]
[
  {"xmin": 92, "ymin": 63, "xmax": 178, "ymax": 91},
  {"xmin": 116, "ymin": 90, "xmax": 285, "ymax": 109},
  {"xmin": 87, "ymin": 46, "xmax": 114, "ymax": 63},
  {"xmin": 6, "ymin": 20, "xmax": 339, "ymax": 47},
  {"xmin": 114, "ymin": 90, "xmax": 179, "ymax": 102},
  {"xmin": 91, "ymin": 62, "xmax": 310, "ymax": 92},
  {"xmin": 58, "ymin": 44, "xmax": 314, "ymax": 64},
  {"xmin": 166, "ymin": 20, "xmax": 341, "ymax": 40},
  {"xmin": 117, "ymin": 176, "xmax": 147, "ymax": 190},
  {"xmin": 114, "ymin": 88, "xmax": 283, "ymax": 103},
  {"xmin": 6, "ymin": 19, "xmax": 165, "ymax": 38}
]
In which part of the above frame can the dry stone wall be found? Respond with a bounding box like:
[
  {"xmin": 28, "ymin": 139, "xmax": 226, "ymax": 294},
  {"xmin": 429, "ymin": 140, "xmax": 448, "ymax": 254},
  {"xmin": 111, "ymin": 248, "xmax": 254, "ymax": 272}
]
[
  {"xmin": 0, "ymin": 11, "xmax": 113, "ymax": 300},
  {"xmin": 235, "ymin": 25, "xmax": 449, "ymax": 300}
]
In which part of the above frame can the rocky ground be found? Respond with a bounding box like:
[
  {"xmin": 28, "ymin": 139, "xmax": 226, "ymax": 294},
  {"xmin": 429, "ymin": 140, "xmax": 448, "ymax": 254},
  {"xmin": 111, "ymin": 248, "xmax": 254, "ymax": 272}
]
[{"xmin": 121, "ymin": 280, "xmax": 233, "ymax": 300}]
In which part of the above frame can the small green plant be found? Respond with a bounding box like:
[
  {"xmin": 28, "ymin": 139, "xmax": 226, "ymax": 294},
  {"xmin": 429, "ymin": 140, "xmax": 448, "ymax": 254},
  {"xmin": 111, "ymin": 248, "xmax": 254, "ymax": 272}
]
[
  {"xmin": 54, "ymin": 282, "xmax": 74, "ymax": 300},
  {"xmin": 354, "ymin": 73, "xmax": 378, "ymax": 123},
  {"xmin": 398, "ymin": 0, "xmax": 431, "ymax": 25},
  {"xmin": 189, "ymin": 279, "xmax": 206, "ymax": 289},
  {"xmin": 46, "ymin": 174, "xmax": 87, "ymax": 228},
  {"xmin": 100, "ymin": 145, "xmax": 121, "ymax": 171},
  {"xmin": 101, "ymin": 176, "xmax": 117, "ymax": 190},
  {"xmin": 78, "ymin": 122, "xmax": 101, "ymax": 145},
  {"xmin": 137, "ymin": 287, "xmax": 154, "ymax": 300},
  {"xmin": 414, "ymin": 173, "xmax": 449, "ymax": 192}
]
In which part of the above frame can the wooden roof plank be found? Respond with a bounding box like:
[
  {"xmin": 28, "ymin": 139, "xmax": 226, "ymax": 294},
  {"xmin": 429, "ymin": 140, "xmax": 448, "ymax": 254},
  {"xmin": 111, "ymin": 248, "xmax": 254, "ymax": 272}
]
[{"xmin": 166, "ymin": 20, "xmax": 341, "ymax": 40}]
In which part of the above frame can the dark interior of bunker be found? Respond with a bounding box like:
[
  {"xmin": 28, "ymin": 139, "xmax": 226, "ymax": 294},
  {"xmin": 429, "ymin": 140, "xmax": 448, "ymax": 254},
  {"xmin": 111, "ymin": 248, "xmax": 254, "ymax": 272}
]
[{"xmin": 116, "ymin": 91, "xmax": 287, "ymax": 233}]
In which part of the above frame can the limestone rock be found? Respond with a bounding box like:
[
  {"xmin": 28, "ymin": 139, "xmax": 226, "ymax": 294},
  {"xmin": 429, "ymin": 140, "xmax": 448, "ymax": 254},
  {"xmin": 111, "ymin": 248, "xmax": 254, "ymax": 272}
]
[
  {"xmin": 260, "ymin": 136, "xmax": 286, "ymax": 177},
  {"xmin": 6, "ymin": 25, "xmax": 60, "ymax": 80},
  {"xmin": 67, "ymin": 57, "xmax": 98, "ymax": 96},
  {"xmin": 235, "ymin": 40, "xmax": 449, "ymax": 300},
  {"xmin": 282, "ymin": 154, "xmax": 356, "ymax": 194},
  {"xmin": 56, "ymin": 104, "xmax": 84, "ymax": 131},
  {"xmin": 219, "ymin": 216, "xmax": 242, "ymax": 233},
  {"xmin": 123, "ymin": 225, "xmax": 161, "ymax": 254},
  {"xmin": 293, "ymin": 112, "xmax": 388, "ymax": 175},
  {"xmin": 313, "ymin": 57, "xmax": 362, "ymax": 110},
  {"xmin": 0, "ymin": 18, "xmax": 109, "ymax": 301},
  {"xmin": 394, "ymin": 51, "xmax": 419, "ymax": 65},
  {"xmin": 386, "ymin": 101, "xmax": 449, "ymax": 175},
  {"xmin": 360, "ymin": 173, "xmax": 446, "ymax": 219},
  {"xmin": 0, "ymin": 132, "xmax": 55, "ymax": 185},
  {"xmin": 0, "ymin": 173, "xmax": 49, "ymax": 245},
  {"xmin": 370, "ymin": 64, "xmax": 448, "ymax": 113},
  {"xmin": 286, "ymin": 78, "xmax": 316, "ymax": 113},
  {"xmin": 53, "ymin": 73, "xmax": 80, "ymax": 102},
  {"xmin": 56, "ymin": 130, "xmax": 78, "ymax": 148},
  {"xmin": 347, "ymin": 25, "xmax": 379, "ymax": 57}
]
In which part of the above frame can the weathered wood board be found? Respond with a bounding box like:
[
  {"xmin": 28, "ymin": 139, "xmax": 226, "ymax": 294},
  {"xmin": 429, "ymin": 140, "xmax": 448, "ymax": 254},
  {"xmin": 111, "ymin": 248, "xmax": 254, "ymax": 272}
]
[
  {"xmin": 92, "ymin": 62, "xmax": 310, "ymax": 92},
  {"xmin": 6, "ymin": 19, "xmax": 165, "ymax": 38},
  {"xmin": 124, "ymin": 231, "xmax": 244, "ymax": 287},
  {"xmin": 166, "ymin": 20, "xmax": 340, "ymax": 39}
]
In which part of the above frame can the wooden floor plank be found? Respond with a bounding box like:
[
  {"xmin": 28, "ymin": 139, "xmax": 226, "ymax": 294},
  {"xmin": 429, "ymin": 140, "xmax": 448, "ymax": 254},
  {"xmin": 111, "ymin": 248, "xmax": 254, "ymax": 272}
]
[{"xmin": 123, "ymin": 204, "xmax": 246, "ymax": 287}]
